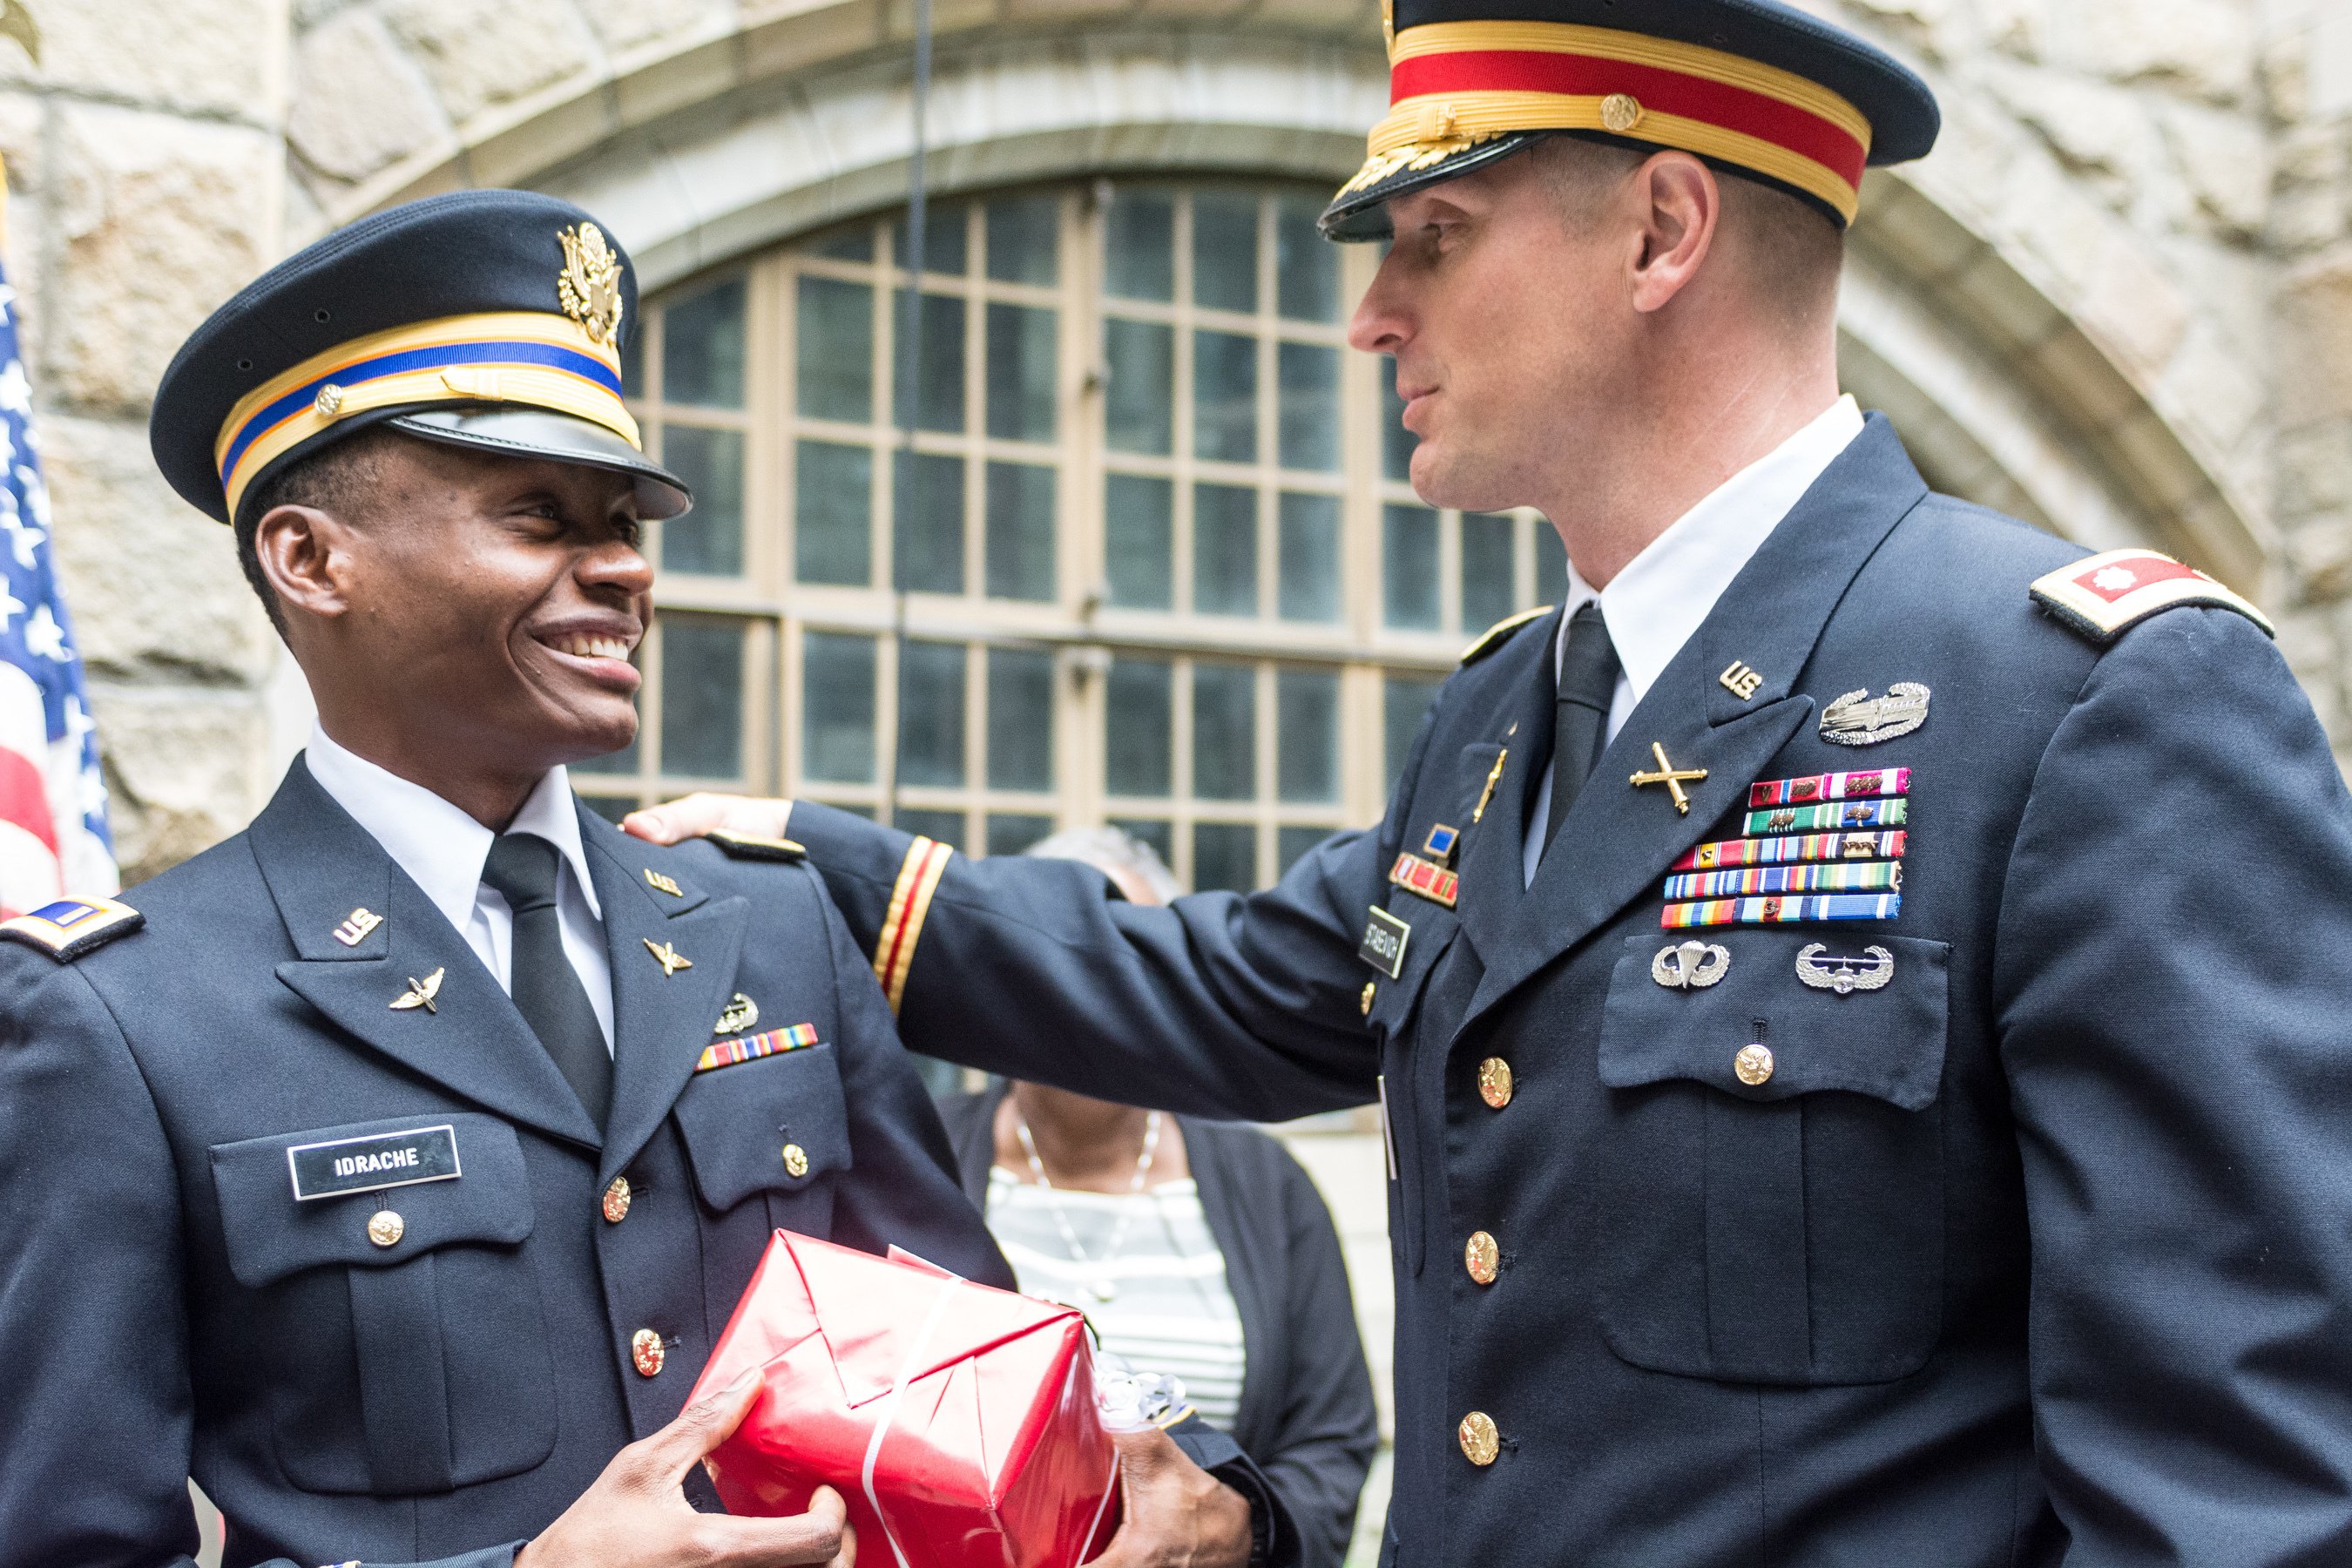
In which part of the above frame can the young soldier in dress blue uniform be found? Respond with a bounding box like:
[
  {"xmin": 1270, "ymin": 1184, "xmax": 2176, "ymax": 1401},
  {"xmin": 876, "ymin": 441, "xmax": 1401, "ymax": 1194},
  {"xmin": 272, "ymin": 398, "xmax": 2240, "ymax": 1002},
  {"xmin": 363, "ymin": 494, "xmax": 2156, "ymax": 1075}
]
[
  {"xmin": 634, "ymin": 1, "xmax": 2352, "ymax": 1563},
  {"xmin": 0, "ymin": 191, "xmax": 1271, "ymax": 1568}
]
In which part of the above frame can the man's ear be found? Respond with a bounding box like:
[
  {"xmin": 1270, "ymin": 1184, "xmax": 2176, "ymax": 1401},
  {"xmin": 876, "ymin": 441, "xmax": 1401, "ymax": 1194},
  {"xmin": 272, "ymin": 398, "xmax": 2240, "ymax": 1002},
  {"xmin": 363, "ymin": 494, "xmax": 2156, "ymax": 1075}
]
[
  {"xmin": 1627, "ymin": 152, "xmax": 1721, "ymax": 315},
  {"xmin": 253, "ymin": 504, "xmax": 356, "ymax": 624}
]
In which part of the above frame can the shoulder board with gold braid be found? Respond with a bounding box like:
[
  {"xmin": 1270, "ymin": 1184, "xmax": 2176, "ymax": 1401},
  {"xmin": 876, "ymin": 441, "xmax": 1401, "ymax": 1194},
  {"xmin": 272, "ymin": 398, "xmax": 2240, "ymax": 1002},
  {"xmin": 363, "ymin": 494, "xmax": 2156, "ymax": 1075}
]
[
  {"xmin": 0, "ymin": 896, "xmax": 145, "ymax": 961},
  {"xmin": 2031, "ymin": 550, "xmax": 2274, "ymax": 645},
  {"xmin": 1459, "ymin": 605, "xmax": 1554, "ymax": 666},
  {"xmin": 706, "ymin": 829, "xmax": 808, "ymax": 863}
]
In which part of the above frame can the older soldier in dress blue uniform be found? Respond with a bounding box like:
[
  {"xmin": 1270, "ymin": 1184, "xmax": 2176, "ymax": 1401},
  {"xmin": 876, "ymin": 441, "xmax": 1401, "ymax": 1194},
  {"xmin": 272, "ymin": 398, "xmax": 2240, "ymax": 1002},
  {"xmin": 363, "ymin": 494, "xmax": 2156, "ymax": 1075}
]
[
  {"xmin": 632, "ymin": 2, "xmax": 2352, "ymax": 1564},
  {"xmin": 0, "ymin": 192, "xmax": 1273, "ymax": 1568}
]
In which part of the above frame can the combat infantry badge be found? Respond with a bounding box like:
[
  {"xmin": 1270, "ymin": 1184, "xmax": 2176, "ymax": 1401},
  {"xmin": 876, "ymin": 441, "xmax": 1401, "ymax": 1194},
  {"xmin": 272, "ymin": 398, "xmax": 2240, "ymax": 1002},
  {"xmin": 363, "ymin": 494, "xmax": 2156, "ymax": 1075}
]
[
  {"xmin": 558, "ymin": 222, "xmax": 625, "ymax": 345},
  {"xmin": 1819, "ymin": 683, "xmax": 1930, "ymax": 747}
]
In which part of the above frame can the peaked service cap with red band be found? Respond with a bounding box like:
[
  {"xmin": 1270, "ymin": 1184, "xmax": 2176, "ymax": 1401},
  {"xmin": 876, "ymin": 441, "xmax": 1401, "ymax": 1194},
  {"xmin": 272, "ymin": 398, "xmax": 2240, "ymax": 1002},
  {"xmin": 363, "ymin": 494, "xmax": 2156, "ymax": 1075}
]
[{"xmin": 1321, "ymin": 0, "xmax": 1940, "ymax": 240}]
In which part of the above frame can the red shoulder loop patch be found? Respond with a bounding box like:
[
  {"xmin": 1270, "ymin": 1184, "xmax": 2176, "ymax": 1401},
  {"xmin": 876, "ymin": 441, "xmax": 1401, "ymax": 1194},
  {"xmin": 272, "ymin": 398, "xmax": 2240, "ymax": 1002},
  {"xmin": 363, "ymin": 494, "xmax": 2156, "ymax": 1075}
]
[{"xmin": 2030, "ymin": 549, "xmax": 2273, "ymax": 645}]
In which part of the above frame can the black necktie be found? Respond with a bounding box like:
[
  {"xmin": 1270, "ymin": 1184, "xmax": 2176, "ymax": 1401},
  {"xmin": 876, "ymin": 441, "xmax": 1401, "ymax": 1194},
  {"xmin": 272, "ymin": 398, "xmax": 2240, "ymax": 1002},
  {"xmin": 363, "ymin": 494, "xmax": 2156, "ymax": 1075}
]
[
  {"xmin": 480, "ymin": 834, "xmax": 611, "ymax": 1125},
  {"xmin": 1544, "ymin": 601, "xmax": 1623, "ymax": 856}
]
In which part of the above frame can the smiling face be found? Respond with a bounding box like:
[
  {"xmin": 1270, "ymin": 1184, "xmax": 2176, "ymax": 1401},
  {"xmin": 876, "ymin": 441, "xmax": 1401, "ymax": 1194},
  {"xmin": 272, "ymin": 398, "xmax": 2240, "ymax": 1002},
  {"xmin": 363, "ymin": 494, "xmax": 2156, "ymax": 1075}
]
[{"xmin": 258, "ymin": 430, "xmax": 655, "ymax": 816}]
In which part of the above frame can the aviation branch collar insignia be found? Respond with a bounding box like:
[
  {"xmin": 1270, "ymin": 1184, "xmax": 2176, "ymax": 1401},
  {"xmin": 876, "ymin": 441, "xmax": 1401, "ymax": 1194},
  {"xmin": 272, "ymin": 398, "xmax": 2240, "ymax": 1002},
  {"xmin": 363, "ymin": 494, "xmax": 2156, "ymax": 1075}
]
[
  {"xmin": 0, "ymin": 896, "xmax": 143, "ymax": 961},
  {"xmin": 1819, "ymin": 684, "xmax": 1930, "ymax": 747},
  {"xmin": 2031, "ymin": 549, "xmax": 2274, "ymax": 645}
]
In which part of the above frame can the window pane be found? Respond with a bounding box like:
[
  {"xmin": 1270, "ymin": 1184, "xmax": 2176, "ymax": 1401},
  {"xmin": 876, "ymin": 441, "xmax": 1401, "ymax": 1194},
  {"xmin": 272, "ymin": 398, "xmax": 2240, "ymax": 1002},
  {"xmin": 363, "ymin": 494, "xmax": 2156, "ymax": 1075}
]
[
  {"xmin": 1192, "ymin": 663, "xmax": 1255, "ymax": 801},
  {"xmin": 583, "ymin": 794, "xmax": 638, "ymax": 823},
  {"xmin": 1278, "ymin": 825, "xmax": 1332, "ymax": 877},
  {"xmin": 1384, "ymin": 673, "xmax": 1443, "ymax": 792},
  {"xmin": 1193, "ymin": 821, "xmax": 1257, "ymax": 893},
  {"xmin": 897, "ymin": 639, "xmax": 967, "ymax": 787},
  {"xmin": 896, "ymin": 808, "xmax": 966, "ymax": 848},
  {"xmin": 803, "ymin": 632, "xmax": 877, "ymax": 783},
  {"xmin": 619, "ymin": 324, "xmax": 643, "ymax": 400},
  {"xmin": 1384, "ymin": 504, "xmax": 1441, "ymax": 629},
  {"xmin": 664, "ymin": 276, "xmax": 746, "ymax": 408},
  {"xmin": 894, "ymin": 292, "xmax": 966, "ymax": 434},
  {"xmin": 1193, "ymin": 484, "xmax": 1257, "ymax": 617},
  {"xmin": 1104, "ymin": 318, "xmax": 1173, "ymax": 455},
  {"xmin": 794, "ymin": 440, "xmax": 872, "ymax": 585},
  {"xmin": 1275, "ymin": 196, "xmax": 1339, "ymax": 322},
  {"xmin": 984, "ymin": 463, "xmax": 1056, "ymax": 601},
  {"xmin": 659, "ymin": 618, "xmax": 744, "ymax": 779},
  {"xmin": 1105, "ymin": 189, "xmax": 1174, "ymax": 301},
  {"xmin": 1193, "ymin": 330, "xmax": 1257, "ymax": 463},
  {"xmin": 1277, "ymin": 342, "xmax": 1340, "ymax": 472},
  {"xmin": 1382, "ymin": 368, "xmax": 1416, "ymax": 483},
  {"xmin": 1277, "ymin": 492, "xmax": 1339, "ymax": 623},
  {"xmin": 986, "ymin": 196, "xmax": 1058, "ymax": 285},
  {"xmin": 1276, "ymin": 668, "xmax": 1339, "ymax": 802},
  {"xmin": 1105, "ymin": 658, "xmax": 1173, "ymax": 796},
  {"xmin": 810, "ymin": 225, "xmax": 873, "ymax": 261},
  {"xmin": 1105, "ymin": 473, "xmax": 1173, "ymax": 610},
  {"xmin": 894, "ymin": 451, "xmax": 964, "ymax": 594},
  {"xmin": 1536, "ymin": 521, "xmax": 1569, "ymax": 605},
  {"xmin": 986, "ymin": 813, "xmax": 1055, "ymax": 855},
  {"xmin": 1462, "ymin": 511, "xmax": 1517, "ymax": 632},
  {"xmin": 985, "ymin": 302, "xmax": 1057, "ymax": 443},
  {"xmin": 796, "ymin": 276, "xmax": 873, "ymax": 422},
  {"xmin": 987, "ymin": 646, "xmax": 1055, "ymax": 791},
  {"xmin": 659, "ymin": 425, "xmax": 745, "ymax": 576},
  {"xmin": 1110, "ymin": 816, "xmax": 1173, "ymax": 865},
  {"xmin": 893, "ymin": 204, "xmax": 968, "ymax": 274},
  {"xmin": 1193, "ymin": 191, "xmax": 1258, "ymax": 314}
]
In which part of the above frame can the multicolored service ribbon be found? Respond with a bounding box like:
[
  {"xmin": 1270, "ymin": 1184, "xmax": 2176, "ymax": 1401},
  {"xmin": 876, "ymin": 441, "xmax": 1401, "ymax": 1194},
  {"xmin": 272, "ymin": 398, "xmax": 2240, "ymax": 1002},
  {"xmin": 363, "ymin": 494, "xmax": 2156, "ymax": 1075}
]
[
  {"xmin": 1747, "ymin": 767, "xmax": 1910, "ymax": 808},
  {"xmin": 1673, "ymin": 829, "xmax": 1907, "ymax": 872},
  {"xmin": 1742, "ymin": 797, "xmax": 1907, "ymax": 837},
  {"xmin": 1660, "ymin": 893, "xmax": 1901, "ymax": 929},
  {"xmin": 694, "ymin": 1023, "xmax": 821, "ymax": 1073},
  {"xmin": 1662, "ymin": 859, "xmax": 1901, "ymax": 902}
]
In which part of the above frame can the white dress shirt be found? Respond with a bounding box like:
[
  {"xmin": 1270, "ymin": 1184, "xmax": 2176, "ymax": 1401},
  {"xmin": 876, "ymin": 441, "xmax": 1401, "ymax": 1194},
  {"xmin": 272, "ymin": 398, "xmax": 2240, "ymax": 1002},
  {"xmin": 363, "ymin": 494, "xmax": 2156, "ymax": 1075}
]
[
  {"xmin": 1522, "ymin": 395, "xmax": 1866, "ymax": 885},
  {"xmin": 305, "ymin": 723, "xmax": 617, "ymax": 1051}
]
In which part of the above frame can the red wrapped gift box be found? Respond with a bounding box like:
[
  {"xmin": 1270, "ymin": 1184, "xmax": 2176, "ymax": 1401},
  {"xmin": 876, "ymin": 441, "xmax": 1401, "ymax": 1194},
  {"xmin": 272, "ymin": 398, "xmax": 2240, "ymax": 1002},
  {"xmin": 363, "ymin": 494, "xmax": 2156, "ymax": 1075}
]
[{"xmin": 693, "ymin": 1230, "xmax": 1121, "ymax": 1568}]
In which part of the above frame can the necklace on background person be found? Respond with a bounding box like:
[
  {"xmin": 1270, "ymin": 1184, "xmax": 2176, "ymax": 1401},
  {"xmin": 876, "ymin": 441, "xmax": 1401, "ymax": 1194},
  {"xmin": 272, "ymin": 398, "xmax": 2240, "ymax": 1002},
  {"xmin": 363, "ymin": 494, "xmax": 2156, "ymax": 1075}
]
[{"xmin": 1013, "ymin": 1108, "xmax": 1162, "ymax": 1302}]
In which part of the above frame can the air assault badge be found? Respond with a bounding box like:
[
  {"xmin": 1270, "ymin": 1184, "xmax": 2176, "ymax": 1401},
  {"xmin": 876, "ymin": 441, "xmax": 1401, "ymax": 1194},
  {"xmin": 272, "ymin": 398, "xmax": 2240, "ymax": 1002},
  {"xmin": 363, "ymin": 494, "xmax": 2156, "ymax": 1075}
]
[{"xmin": 557, "ymin": 221, "xmax": 625, "ymax": 346}]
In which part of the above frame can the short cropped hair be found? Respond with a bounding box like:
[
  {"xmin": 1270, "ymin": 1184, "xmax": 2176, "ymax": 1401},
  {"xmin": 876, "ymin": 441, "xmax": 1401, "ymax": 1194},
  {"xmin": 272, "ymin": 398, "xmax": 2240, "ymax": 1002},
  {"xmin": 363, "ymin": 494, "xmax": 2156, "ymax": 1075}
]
[{"xmin": 231, "ymin": 427, "xmax": 399, "ymax": 636}]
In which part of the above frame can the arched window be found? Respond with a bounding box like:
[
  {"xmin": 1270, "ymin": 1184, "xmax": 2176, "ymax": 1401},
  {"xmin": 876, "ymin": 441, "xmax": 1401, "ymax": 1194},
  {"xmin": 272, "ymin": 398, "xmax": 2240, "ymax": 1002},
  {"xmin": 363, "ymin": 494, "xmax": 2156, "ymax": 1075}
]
[{"xmin": 585, "ymin": 179, "xmax": 1567, "ymax": 890}]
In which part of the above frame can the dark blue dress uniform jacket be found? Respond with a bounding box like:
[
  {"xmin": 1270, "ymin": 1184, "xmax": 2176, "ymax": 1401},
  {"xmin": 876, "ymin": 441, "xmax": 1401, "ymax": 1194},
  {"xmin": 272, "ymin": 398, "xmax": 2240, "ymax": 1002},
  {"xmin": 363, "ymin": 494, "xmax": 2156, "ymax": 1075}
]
[
  {"xmin": 778, "ymin": 417, "xmax": 2352, "ymax": 1566},
  {"xmin": 0, "ymin": 760, "xmax": 1011, "ymax": 1568}
]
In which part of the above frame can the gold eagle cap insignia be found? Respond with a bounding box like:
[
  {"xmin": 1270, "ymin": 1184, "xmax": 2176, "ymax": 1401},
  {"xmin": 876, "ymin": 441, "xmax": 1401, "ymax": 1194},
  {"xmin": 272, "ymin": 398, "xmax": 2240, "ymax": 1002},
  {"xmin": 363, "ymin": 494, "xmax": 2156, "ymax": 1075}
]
[{"xmin": 557, "ymin": 222, "xmax": 625, "ymax": 346}]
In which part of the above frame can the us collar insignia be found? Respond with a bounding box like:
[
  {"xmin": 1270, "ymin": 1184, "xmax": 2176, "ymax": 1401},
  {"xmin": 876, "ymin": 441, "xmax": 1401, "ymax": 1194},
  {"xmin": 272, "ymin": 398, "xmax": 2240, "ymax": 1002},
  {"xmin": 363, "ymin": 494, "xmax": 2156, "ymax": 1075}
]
[
  {"xmin": 557, "ymin": 222, "xmax": 625, "ymax": 345},
  {"xmin": 1819, "ymin": 684, "xmax": 1930, "ymax": 747},
  {"xmin": 644, "ymin": 937, "xmax": 693, "ymax": 977},
  {"xmin": 390, "ymin": 967, "xmax": 445, "ymax": 1013},
  {"xmin": 1389, "ymin": 852, "xmax": 1459, "ymax": 909},
  {"xmin": 333, "ymin": 907, "xmax": 383, "ymax": 947}
]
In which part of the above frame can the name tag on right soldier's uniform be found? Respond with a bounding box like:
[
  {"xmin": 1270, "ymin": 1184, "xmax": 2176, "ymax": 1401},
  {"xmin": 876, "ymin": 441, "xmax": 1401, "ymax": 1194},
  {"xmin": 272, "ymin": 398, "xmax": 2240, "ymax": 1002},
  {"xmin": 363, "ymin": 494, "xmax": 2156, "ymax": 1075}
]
[{"xmin": 287, "ymin": 1124, "xmax": 462, "ymax": 1201}]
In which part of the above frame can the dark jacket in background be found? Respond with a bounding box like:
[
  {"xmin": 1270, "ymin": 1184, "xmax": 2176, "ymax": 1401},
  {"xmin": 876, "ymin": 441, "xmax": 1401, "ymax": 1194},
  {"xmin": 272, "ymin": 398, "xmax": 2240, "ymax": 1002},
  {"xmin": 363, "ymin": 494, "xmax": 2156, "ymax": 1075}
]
[{"xmin": 942, "ymin": 1084, "xmax": 1380, "ymax": 1568}]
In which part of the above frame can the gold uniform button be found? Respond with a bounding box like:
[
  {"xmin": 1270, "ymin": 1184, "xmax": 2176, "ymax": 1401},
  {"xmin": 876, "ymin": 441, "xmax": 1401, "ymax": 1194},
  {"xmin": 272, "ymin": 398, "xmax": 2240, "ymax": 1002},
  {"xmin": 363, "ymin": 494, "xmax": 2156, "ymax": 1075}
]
[
  {"xmin": 602, "ymin": 1176, "xmax": 632, "ymax": 1224},
  {"xmin": 1477, "ymin": 1057, "xmax": 1514, "ymax": 1110},
  {"xmin": 631, "ymin": 1328, "xmax": 666, "ymax": 1377},
  {"xmin": 1457, "ymin": 1410, "xmax": 1499, "ymax": 1466},
  {"xmin": 1361, "ymin": 981, "xmax": 1376, "ymax": 1017},
  {"xmin": 782, "ymin": 1143, "xmax": 810, "ymax": 1179},
  {"xmin": 1734, "ymin": 1043, "xmax": 1775, "ymax": 1086},
  {"xmin": 366, "ymin": 1210, "xmax": 404, "ymax": 1248},
  {"xmin": 1464, "ymin": 1231, "xmax": 1499, "ymax": 1285}
]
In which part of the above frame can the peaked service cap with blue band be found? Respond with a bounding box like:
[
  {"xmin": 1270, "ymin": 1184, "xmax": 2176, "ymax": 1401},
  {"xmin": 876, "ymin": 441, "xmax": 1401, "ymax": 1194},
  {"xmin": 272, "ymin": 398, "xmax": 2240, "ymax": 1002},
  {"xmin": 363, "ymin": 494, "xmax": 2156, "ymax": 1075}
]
[
  {"xmin": 150, "ymin": 188, "xmax": 689, "ymax": 527},
  {"xmin": 1321, "ymin": 0, "xmax": 1940, "ymax": 240}
]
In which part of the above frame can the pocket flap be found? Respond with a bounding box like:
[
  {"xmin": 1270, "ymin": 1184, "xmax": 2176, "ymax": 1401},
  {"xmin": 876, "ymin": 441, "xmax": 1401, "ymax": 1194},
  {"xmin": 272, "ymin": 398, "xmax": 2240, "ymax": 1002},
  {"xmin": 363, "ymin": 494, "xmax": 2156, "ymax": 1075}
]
[
  {"xmin": 674, "ymin": 1040, "xmax": 851, "ymax": 1212},
  {"xmin": 209, "ymin": 1112, "xmax": 532, "ymax": 1288},
  {"xmin": 1598, "ymin": 932, "xmax": 1950, "ymax": 1110}
]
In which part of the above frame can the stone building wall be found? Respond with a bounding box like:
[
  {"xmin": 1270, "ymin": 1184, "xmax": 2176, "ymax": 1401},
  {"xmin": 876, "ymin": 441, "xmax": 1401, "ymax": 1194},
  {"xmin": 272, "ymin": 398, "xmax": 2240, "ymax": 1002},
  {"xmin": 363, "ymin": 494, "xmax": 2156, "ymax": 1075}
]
[{"xmin": 10, "ymin": 0, "xmax": 2352, "ymax": 852}]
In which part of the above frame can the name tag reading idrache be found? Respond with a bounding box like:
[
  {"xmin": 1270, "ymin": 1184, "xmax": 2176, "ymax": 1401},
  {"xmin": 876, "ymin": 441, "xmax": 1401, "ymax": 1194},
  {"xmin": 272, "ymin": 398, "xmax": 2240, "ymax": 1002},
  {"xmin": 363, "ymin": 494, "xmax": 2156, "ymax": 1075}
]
[{"xmin": 287, "ymin": 1124, "xmax": 462, "ymax": 1202}]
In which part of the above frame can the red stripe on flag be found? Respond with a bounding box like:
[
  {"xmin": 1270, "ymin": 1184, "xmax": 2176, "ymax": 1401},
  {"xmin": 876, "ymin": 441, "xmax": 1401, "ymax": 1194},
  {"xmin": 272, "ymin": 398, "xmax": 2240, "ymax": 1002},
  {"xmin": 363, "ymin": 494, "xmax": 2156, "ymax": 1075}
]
[
  {"xmin": 1389, "ymin": 51, "xmax": 1868, "ymax": 189},
  {"xmin": 0, "ymin": 744, "xmax": 58, "ymax": 855}
]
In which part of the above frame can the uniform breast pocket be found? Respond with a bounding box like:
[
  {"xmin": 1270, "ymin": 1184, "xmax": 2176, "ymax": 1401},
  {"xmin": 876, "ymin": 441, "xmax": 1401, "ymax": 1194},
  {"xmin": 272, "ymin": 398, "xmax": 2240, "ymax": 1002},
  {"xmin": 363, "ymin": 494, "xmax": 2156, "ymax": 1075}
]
[
  {"xmin": 208, "ymin": 1113, "xmax": 554, "ymax": 1496},
  {"xmin": 673, "ymin": 1040, "xmax": 852, "ymax": 1239},
  {"xmin": 1590, "ymin": 930, "xmax": 1950, "ymax": 1385}
]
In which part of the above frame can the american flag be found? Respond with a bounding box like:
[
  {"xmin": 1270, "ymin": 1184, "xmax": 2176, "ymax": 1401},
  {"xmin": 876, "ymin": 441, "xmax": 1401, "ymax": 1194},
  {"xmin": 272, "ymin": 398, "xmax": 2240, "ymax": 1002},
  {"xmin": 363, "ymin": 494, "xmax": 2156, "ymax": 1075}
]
[{"xmin": 0, "ymin": 260, "xmax": 114, "ymax": 915}]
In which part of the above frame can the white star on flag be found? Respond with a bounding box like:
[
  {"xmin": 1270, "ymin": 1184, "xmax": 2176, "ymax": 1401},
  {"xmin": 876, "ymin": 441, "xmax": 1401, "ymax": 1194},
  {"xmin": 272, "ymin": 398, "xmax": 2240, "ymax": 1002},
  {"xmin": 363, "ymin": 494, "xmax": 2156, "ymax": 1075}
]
[{"xmin": 24, "ymin": 604, "xmax": 70, "ymax": 662}]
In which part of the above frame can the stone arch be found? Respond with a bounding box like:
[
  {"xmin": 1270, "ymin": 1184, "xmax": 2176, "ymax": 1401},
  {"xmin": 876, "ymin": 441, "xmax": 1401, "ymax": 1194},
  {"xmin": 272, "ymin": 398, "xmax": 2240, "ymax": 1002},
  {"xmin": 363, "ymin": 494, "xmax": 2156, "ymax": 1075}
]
[{"xmin": 285, "ymin": 0, "xmax": 2267, "ymax": 591}]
